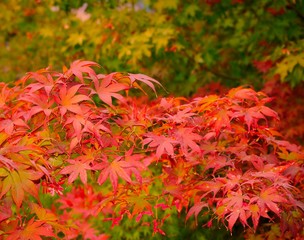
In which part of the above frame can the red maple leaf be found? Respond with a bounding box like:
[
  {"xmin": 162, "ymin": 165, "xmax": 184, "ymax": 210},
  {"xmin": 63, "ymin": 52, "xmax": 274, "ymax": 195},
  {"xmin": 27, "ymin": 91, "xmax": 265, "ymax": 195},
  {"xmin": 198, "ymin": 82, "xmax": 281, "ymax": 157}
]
[
  {"xmin": 0, "ymin": 198, "xmax": 12, "ymax": 222},
  {"xmin": 93, "ymin": 73, "xmax": 128, "ymax": 106},
  {"xmin": 65, "ymin": 60, "xmax": 100, "ymax": 83},
  {"xmin": 209, "ymin": 109, "xmax": 231, "ymax": 134},
  {"xmin": 94, "ymin": 155, "xmax": 138, "ymax": 192},
  {"xmin": 20, "ymin": 92, "xmax": 54, "ymax": 118},
  {"xmin": 231, "ymin": 105, "xmax": 275, "ymax": 131},
  {"xmin": 60, "ymin": 158, "xmax": 92, "ymax": 184},
  {"xmin": 54, "ymin": 84, "xmax": 91, "ymax": 116},
  {"xmin": 23, "ymin": 71, "xmax": 58, "ymax": 97},
  {"xmin": 0, "ymin": 83, "xmax": 12, "ymax": 108},
  {"xmin": 81, "ymin": 119, "xmax": 111, "ymax": 147},
  {"xmin": 248, "ymin": 203, "xmax": 260, "ymax": 230},
  {"xmin": 65, "ymin": 113, "xmax": 88, "ymax": 141},
  {"xmin": 228, "ymin": 87, "xmax": 258, "ymax": 102},
  {"xmin": 0, "ymin": 112, "xmax": 28, "ymax": 135},
  {"xmin": 250, "ymin": 187, "xmax": 288, "ymax": 217},
  {"xmin": 6, "ymin": 218, "xmax": 55, "ymax": 240},
  {"xmin": 186, "ymin": 202, "xmax": 209, "ymax": 225},
  {"xmin": 164, "ymin": 108, "xmax": 196, "ymax": 124},
  {"xmin": 174, "ymin": 127, "xmax": 202, "ymax": 154},
  {"xmin": 204, "ymin": 155, "xmax": 234, "ymax": 175},
  {"xmin": 128, "ymin": 73, "xmax": 164, "ymax": 96},
  {"xmin": 222, "ymin": 190, "xmax": 250, "ymax": 230},
  {"xmin": 142, "ymin": 133, "xmax": 178, "ymax": 159}
]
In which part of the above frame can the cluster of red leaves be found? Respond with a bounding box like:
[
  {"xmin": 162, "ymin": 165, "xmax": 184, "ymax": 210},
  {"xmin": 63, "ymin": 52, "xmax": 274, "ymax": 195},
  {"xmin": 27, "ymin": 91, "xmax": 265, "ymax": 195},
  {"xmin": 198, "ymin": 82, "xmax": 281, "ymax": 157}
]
[{"xmin": 0, "ymin": 60, "xmax": 303, "ymax": 239}]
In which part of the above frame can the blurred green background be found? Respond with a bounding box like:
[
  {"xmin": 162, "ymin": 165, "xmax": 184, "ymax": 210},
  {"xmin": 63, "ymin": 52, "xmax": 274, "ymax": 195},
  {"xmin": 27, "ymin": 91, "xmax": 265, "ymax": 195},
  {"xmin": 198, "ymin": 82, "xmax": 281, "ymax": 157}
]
[{"xmin": 1, "ymin": 0, "xmax": 304, "ymax": 96}]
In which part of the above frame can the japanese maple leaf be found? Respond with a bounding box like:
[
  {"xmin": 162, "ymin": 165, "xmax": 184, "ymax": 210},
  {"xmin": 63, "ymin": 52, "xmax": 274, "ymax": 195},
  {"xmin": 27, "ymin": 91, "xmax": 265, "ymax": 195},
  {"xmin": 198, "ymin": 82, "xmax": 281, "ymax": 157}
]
[
  {"xmin": 72, "ymin": 221, "xmax": 108, "ymax": 240},
  {"xmin": 240, "ymin": 153, "xmax": 265, "ymax": 171},
  {"xmin": 128, "ymin": 73, "xmax": 164, "ymax": 96},
  {"xmin": 112, "ymin": 72, "xmax": 148, "ymax": 95},
  {"xmin": 65, "ymin": 60, "xmax": 99, "ymax": 83},
  {"xmin": 186, "ymin": 202, "xmax": 208, "ymax": 225},
  {"xmin": 6, "ymin": 218, "xmax": 55, "ymax": 240},
  {"xmin": 24, "ymin": 71, "xmax": 57, "ymax": 97},
  {"xmin": 123, "ymin": 147, "xmax": 147, "ymax": 181},
  {"xmin": 164, "ymin": 108, "xmax": 196, "ymax": 124},
  {"xmin": 93, "ymin": 73, "xmax": 128, "ymax": 106},
  {"xmin": 64, "ymin": 112, "xmax": 111, "ymax": 151},
  {"xmin": 259, "ymin": 105, "xmax": 279, "ymax": 119},
  {"xmin": 228, "ymin": 87, "xmax": 258, "ymax": 102},
  {"xmin": 0, "ymin": 112, "xmax": 28, "ymax": 135},
  {"xmin": 248, "ymin": 203, "xmax": 260, "ymax": 230},
  {"xmin": 65, "ymin": 109, "xmax": 94, "ymax": 133},
  {"xmin": 193, "ymin": 95, "xmax": 219, "ymax": 113},
  {"xmin": 222, "ymin": 190, "xmax": 250, "ymax": 231},
  {"xmin": 244, "ymin": 107, "xmax": 266, "ymax": 130},
  {"xmin": 196, "ymin": 180, "xmax": 224, "ymax": 197},
  {"xmin": 125, "ymin": 194, "xmax": 153, "ymax": 219},
  {"xmin": 94, "ymin": 156, "xmax": 137, "ymax": 192},
  {"xmin": 0, "ymin": 155, "xmax": 17, "ymax": 169},
  {"xmin": 211, "ymin": 109, "xmax": 231, "ymax": 134},
  {"xmin": 0, "ymin": 167, "xmax": 43, "ymax": 208},
  {"xmin": 250, "ymin": 187, "xmax": 288, "ymax": 217},
  {"xmin": 163, "ymin": 158, "xmax": 191, "ymax": 184},
  {"xmin": 60, "ymin": 158, "xmax": 92, "ymax": 184},
  {"xmin": 251, "ymin": 164, "xmax": 283, "ymax": 182},
  {"xmin": 0, "ymin": 83, "xmax": 12, "ymax": 108},
  {"xmin": 142, "ymin": 133, "xmax": 178, "ymax": 159},
  {"xmin": 65, "ymin": 113, "xmax": 88, "ymax": 141},
  {"xmin": 0, "ymin": 197, "xmax": 12, "ymax": 222},
  {"xmin": 221, "ymin": 171, "xmax": 243, "ymax": 194},
  {"xmin": 32, "ymin": 203, "xmax": 68, "ymax": 232},
  {"xmin": 54, "ymin": 84, "xmax": 91, "ymax": 116},
  {"xmin": 231, "ymin": 106, "xmax": 266, "ymax": 131},
  {"xmin": 20, "ymin": 92, "xmax": 54, "ymax": 118},
  {"xmin": 173, "ymin": 127, "xmax": 202, "ymax": 154},
  {"xmin": 81, "ymin": 119, "xmax": 111, "ymax": 147},
  {"xmin": 204, "ymin": 155, "xmax": 234, "ymax": 175}
]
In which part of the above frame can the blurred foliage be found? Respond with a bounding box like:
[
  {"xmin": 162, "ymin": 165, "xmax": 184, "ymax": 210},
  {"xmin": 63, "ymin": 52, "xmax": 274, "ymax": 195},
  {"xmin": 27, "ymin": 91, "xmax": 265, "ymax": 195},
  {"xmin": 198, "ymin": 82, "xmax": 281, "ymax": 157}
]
[{"xmin": 1, "ymin": 0, "xmax": 304, "ymax": 95}]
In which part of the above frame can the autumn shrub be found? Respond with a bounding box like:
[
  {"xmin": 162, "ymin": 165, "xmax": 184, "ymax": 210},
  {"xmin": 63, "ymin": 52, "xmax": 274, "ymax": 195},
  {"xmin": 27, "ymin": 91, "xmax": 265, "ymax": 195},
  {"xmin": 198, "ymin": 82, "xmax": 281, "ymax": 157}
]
[{"xmin": 0, "ymin": 60, "xmax": 303, "ymax": 239}]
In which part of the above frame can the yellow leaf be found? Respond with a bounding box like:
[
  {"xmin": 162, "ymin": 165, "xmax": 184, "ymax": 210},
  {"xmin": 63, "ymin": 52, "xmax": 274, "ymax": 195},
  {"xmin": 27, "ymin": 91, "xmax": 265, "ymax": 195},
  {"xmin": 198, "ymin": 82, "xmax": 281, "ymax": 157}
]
[
  {"xmin": 39, "ymin": 27, "xmax": 54, "ymax": 38},
  {"xmin": 66, "ymin": 33, "xmax": 86, "ymax": 46},
  {"xmin": 155, "ymin": 0, "xmax": 179, "ymax": 10},
  {"xmin": 32, "ymin": 203, "xmax": 57, "ymax": 222},
  {"xmin": 275, "ymin": 53, "xmax": 304, "ymax": 80},
  {"xmin": 118, "ymin": 45, "xmax": 132, "ymax": 59}
]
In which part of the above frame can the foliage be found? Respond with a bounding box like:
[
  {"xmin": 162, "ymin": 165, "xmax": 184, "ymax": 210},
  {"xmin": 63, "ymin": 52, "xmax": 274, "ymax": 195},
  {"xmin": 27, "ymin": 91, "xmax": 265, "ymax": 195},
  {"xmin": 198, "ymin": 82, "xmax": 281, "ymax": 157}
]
[
  {"xmin": 0, "ymin": 60, "xmax": 303, "ymax": 239},
  {"xmin": 1, "ymin": 0, "xmax": 304, "ymax": 95}
]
